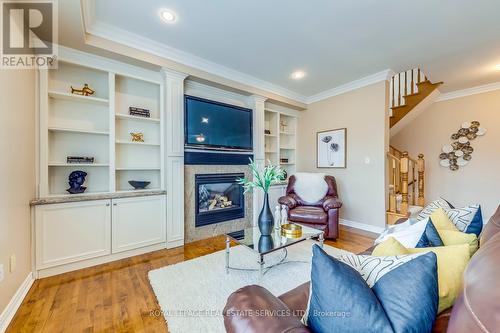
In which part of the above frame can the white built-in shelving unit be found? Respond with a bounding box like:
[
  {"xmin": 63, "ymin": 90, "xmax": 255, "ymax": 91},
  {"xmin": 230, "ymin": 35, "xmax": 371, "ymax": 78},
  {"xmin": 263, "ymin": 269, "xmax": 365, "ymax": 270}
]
[
  {"xmin": 39, "ymin": 58, "xmax": 164, "ymax": 197},
  {"xmin": 264, "ymin": 108, "xmax": 297, "ymax": 176}
]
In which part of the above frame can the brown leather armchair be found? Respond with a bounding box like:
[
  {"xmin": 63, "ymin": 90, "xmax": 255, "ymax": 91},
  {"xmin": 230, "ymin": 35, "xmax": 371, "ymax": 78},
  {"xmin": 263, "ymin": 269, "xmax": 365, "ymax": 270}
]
[{"xmin": 278, "ymin": 175, "xmax": 341, "ymax": 240}]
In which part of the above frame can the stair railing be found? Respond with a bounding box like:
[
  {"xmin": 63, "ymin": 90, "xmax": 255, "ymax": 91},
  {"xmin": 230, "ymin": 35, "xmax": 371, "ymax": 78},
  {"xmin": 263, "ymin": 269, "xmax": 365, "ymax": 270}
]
[
  {"xmin": 387, "ymin": 147, "xmax": 425, "ymax": 216},
  {"xmin": 390, "ymin": 68, "xmax": 428, "ymax": 109}
]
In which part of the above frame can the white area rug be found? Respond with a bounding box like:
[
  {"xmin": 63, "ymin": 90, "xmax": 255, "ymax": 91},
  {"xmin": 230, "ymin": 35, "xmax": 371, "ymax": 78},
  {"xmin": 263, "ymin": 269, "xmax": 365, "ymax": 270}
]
[{"xmin": 148, "ymin": 240, "xmax": 347, "ymax": 333}]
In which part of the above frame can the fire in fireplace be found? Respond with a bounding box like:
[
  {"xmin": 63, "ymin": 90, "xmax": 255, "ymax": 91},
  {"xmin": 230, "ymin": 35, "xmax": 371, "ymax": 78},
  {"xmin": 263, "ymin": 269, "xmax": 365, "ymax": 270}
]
[{"xmin": 195, "ymin": 173, "xmax": 245, "ymax": 227}]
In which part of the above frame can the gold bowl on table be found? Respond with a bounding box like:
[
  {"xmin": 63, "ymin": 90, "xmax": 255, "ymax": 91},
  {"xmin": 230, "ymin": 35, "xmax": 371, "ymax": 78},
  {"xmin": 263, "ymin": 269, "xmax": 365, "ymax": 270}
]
[{"xmin": 281, "ymin": 223, "xmax": 303, "ymax": 238}]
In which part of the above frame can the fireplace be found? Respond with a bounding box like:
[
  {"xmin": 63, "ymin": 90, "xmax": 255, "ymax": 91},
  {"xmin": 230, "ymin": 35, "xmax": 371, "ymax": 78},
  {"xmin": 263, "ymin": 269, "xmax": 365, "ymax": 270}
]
[{"xmin": 195, "ymin": 173, "xmax": 245, "ymax": 227}]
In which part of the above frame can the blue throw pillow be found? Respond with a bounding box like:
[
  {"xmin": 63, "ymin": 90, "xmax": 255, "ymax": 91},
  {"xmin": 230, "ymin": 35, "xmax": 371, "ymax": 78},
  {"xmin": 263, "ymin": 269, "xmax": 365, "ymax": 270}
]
[
  {"xmin": 306, "ymin": 245, "xmax": 439, "ymax": 333},
  {"xmin": 416, "ymin": 218, "xmax": 444, "ymax": 248}
]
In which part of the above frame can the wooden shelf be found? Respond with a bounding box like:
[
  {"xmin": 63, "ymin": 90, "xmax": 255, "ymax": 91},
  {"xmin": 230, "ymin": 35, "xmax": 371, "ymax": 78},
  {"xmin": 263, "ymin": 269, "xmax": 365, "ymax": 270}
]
[
  {"xmin": 116, "ymin": 114, "xmax": 160, "ymax": 123},
  {"xmin": 115, "ymin": 140, "xmax": 160, "ymax": 146},
  {"xmin": 280, "ymin": 162, "xmax": 295, "ymax": 165},
  {"xmin": 265, "ymin": 134, "xmax": 277, "ymax": 137},
  {"xmin": 49, "ymin": 163, "xmax": 109, "ymax": 167},
  {"xmin": 115, "ymin": 167, "xmax": 161, "ymax": 171},
  {"xmin": 48, "ymin": 91, "xmax": 109, "ymax": 105},
  {"xmin": 265, "ymin": 151, "xmax": 278, "ymax": 154},
  {"xmin": 280, "ymin": 132, "xmax": 295, "ymax": 136},
  {"xmin": 48, "ymin": 127, "xmax": 109, "ymax": 136},
  {"xmin": 280, "ymin": 147, "xmax": 295, "ymax": 150}
]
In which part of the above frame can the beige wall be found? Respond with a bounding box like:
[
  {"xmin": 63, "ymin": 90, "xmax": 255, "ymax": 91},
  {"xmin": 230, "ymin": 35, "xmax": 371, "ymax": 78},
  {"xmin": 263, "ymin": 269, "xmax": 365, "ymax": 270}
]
[
  {"xmin": 391, "ymin": 89, "xmax": 500, "ymax": 220},
  {"xmin": 0, "ymin": 69, "xmax": 36, "ymax": 313},
  {"xmin": 297, "ymin": 81, "xmax": 389, "ymax": 229}
]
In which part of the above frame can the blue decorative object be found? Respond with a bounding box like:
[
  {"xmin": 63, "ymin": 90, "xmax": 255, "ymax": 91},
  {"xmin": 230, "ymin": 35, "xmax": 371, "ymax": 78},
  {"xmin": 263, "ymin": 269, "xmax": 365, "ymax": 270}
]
[
  {"xmin": 128, "ymin": 180, "xmax": 151, "ymax": 190},
  {"xmin": 306, "ymin": 245, "xmax": 439, "ymax": 333},
  {"xmin": 67, "ymin": 170, "xmax": 87, "ymax": 194},
  {"xmin": 258, "ymin": 235, "xmax": 274, "ymax": 252}
]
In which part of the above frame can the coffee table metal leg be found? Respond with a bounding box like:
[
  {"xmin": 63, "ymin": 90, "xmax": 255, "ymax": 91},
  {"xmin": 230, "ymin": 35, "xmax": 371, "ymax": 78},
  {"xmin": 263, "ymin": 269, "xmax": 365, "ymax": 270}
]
[
  {"xmin": 319, "ymin": 233, "xmax": 324, "ymax": 248},
  {"xmin": 225, "ymin": 236, "xmax": 230, "ymax": 274}
]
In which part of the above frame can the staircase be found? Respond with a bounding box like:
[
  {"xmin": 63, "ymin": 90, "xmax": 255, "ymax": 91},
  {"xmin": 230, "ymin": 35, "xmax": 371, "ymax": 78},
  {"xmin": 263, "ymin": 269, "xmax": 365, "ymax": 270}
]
[
  {"xmin": 389, "ymin": 68, "xmax": 443, "ymax": 128},
  {"xmin": 386, "ymin": 146, "xmax": 425, "ymax": 225}
]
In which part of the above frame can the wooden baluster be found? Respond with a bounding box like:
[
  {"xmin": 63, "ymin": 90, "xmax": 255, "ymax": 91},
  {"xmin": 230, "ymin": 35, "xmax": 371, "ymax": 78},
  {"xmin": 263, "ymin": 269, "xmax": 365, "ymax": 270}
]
[
  {"xmin": 404, "ymin": 71, "xmax": 408, "ymax": 97},
  {"xmin": 417, "ymin": 68, "xmax": 421, "ymax": 83},
  {"xmin": 391, "ymin": 76, "xmax": 395, "ymax": 108},
  {"xmin": 412, "ymin": 163, "xmax": 416, "ymax": 205},
  {"xmin": 400, "ymin": 152, "xmax": 409, "ymax": 215},
  {"xmin": 398, "ymin": 74, "xmax": 402, "ymax": 106},
  {"xmin": 417, "ymin": 154, "xmax": 425, "ymax": 206},
  {"xmin": 389, "ymin": 158, "xmax": 397, "ymax": 213},
  {"xmin": 411, "ymin": 69, "xmax": 414, "ymax": 94}
]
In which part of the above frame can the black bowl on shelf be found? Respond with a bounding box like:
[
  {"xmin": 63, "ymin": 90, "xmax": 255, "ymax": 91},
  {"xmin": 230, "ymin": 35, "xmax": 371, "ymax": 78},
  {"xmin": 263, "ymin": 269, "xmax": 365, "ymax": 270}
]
[{"xmin": 128, "ymin": 180, "xmax": 151, "ymax": 190}]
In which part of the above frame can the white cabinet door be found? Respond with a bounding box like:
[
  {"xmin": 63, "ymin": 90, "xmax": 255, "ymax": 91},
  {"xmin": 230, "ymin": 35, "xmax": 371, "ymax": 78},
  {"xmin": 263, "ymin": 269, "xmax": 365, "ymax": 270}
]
[
  {"xmin": 268, "ymin": 185, "xmax": 286, "ymax": 211},
  {"xmin": 112, "ymin": 195, "xmax": 166, "ymax": 253},
  {"xmin": 35, "ymin": 200, "xmax": 111, "ymax": 269}
]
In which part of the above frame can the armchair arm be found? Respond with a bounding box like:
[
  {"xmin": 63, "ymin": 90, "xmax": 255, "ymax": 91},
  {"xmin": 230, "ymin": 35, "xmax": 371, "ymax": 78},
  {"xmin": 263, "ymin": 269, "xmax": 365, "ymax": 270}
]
[
  {"xmin": 278, "ymin": 195, "xmax": 298, "ymax": 210},
  {"xmin": 323, "ymin": 196, "xmax": 342, "ymax": 211},
  {"xmin": 223, "ymin": 285, "xmax": 310, "ymax": 333}
]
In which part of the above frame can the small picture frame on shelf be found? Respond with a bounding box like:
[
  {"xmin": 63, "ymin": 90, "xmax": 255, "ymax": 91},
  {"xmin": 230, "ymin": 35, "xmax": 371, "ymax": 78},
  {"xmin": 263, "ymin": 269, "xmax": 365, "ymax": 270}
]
[
  {"xmin": 264, "ymin": 129, "xmax": 271, "ymax": 135},
  {"xmin": 317, "ymin": 128, "xmax": 347, "ymax": 168},
  {"xmin": 129, "ymin": 106, "xmax": 150, "ymax": 118}
]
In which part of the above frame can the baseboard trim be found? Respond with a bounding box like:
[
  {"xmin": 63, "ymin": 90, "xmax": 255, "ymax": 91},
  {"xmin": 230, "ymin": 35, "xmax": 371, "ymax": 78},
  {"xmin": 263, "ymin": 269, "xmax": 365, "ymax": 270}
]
[
  {"xmin": 340, "ymin": 218, "xmax": 385, "ymax": 234},
  {"xmin": 0, "ymin": 273, "xmax": 34, "ymax": 333}
]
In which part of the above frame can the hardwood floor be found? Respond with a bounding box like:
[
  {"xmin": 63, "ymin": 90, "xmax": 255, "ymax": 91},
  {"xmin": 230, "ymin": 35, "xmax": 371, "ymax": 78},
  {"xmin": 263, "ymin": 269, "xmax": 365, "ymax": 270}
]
[{"xmin": 7, "ymin": 225, "xmax": 375, "ymax": 333}]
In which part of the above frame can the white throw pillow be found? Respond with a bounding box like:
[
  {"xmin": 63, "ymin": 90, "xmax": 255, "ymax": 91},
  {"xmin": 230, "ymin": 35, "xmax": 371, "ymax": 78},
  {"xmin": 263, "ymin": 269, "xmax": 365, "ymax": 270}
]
[
  {"xmin": 293, "ymin": 172, "xmax": 328, "ymax": 204},
  {"xmin": 375, "ymin": 218, "xmax": 429, "ymax": 248}
]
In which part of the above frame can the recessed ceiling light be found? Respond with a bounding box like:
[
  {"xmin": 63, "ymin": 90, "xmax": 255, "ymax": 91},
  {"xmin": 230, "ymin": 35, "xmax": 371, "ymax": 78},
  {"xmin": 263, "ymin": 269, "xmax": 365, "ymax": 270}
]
[
  {"xmin": 290, "ymin": 70, "xmax": 306, "ymax": 80},
  {"xmin": 160, "ymin": 9, "xmax": 176, "ymax": 23}
]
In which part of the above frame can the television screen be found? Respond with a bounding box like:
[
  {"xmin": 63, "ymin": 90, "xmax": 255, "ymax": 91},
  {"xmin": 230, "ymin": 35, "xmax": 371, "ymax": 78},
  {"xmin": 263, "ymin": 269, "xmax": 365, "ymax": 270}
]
[{"xmin": 185, "ymin": 95, "xmax": 253, "ymax": 151}]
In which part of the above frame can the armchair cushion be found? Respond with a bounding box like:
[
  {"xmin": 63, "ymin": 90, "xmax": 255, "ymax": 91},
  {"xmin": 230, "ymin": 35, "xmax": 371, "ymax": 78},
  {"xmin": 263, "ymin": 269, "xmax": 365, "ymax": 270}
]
[
  {"xmin": 322, "ymin": 196, "xmax": 342, "ymax": 211},
  {"xmin": 223, "ymin": 285, "xmax": 310, "ymax": 333},
  {"xmin": 289, "ymin": 206, "xmax": 327, "ymax": 224}
]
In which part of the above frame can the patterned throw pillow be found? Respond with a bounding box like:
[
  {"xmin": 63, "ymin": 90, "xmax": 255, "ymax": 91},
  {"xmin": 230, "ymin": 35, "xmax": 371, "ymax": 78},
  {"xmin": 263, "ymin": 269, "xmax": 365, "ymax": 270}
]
[
  {"xmin": 443, "ymin": 204, "xmax": 483, "ymax": 236},
  {"xmin": 305, "ymin": 245, "xmax": 439, "ymax": 333},
  {"xmin": 375, "ymin": 217, "xmax": 444, "ymax": 248},
  {"xmin": 418, "ymin": 198, "xmax": 451, "ymax": 220}
]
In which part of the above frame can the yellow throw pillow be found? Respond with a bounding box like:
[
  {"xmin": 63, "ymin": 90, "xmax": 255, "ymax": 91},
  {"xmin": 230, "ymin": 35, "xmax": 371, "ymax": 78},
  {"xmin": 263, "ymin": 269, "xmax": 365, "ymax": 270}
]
[
  {"xmin": 430, "ymin": 208, "xmax": 459, "ymax": 232},
  {"xmin": 373, "ymin": 238, "xmax": 470, "ymax": 313},
  {"xmin": 438, "ymin": 229, "xmax": 479, "ymax": 257}
]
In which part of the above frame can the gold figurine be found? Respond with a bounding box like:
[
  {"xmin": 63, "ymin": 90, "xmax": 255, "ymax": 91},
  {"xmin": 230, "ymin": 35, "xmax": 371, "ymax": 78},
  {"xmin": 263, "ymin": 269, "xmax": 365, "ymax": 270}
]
[
  {"xmin": 130, "ymin": 132, "xmax": 144, "ymax": 142},
  {"xmin": 70, "ymin": 83, "xmax": 95, "ymax": 96}
]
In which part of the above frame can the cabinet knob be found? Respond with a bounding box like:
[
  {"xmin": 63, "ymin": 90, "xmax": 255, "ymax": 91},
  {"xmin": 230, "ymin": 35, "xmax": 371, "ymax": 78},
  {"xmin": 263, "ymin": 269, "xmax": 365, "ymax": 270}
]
[
  {"xmin": 113, "ymin": 203, "xmax": 117, "ymax": 206},
  {"xmin": 106, "ymin": 203, "xmax": 110, "ymax": 207}
]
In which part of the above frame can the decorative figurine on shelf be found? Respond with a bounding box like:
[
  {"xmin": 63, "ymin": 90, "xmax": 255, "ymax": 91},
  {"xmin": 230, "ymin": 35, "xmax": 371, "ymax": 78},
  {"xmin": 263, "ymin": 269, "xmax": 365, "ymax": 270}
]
[
  {"xmin": 280, "ymin": 120, "xmax": 288, "ymax": 133},
  {"xmin": 130, "ymin": 132, "xmax": 144, "ymax": 142},
  {"xmin": 70, "ymin": 83, "xmax": 95, "ymax": 96},
  {"xmin": 67, "ymin": 170, "xmax": 87, "ymax": 194}
]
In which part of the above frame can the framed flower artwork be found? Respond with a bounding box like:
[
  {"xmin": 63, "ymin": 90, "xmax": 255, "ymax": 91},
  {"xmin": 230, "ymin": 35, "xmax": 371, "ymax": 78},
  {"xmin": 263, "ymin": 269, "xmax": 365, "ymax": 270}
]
[{"xmin": 317, "ymin": 128, "xmax": 346, "ymax": 168}]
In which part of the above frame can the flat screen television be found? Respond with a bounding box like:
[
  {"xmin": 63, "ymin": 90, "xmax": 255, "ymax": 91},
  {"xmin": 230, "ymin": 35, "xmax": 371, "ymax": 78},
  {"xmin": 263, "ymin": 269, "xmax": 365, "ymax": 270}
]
[{"xmin": 184, "ymin": 95, "xmax": 253, "ymax": 151}]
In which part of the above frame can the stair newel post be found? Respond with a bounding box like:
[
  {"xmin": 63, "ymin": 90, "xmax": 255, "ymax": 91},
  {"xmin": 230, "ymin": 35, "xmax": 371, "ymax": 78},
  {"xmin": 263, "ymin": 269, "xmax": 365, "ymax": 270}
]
[
  {"xmin": 391, "ymin": 76, "xmax": 395, "ymax": 107},
  {"xmin": 389, "ymin": 157, "xmax": 397, "ymax": 213},
  {"xmin": 400, "ymin": 152, "xmax": 409, "ymax": 215},
  {"xmin": 417, "ymin": 154, "xmax": 425, "ymax": 207}
]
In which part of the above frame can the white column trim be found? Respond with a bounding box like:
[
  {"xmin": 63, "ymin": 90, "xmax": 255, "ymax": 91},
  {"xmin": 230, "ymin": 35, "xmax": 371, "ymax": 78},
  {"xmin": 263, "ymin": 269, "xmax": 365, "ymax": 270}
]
[
  {"xmin": 248, "ymin": 95, "xmax": 268, "ymax": 225},
  {"xmin": 162, "ymin": 68, "xmax": 188, "ymax": 248}
]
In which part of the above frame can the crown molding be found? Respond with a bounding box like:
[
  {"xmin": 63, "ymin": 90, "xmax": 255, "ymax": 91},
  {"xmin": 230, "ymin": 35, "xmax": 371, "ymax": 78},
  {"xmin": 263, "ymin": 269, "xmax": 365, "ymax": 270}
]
[
  {"xmin": 307, "ymin": 69, "xmax": 395, "ymax": 104},
  {"xmin": 435, "ymin": 81, "xmax": 500, "ymax": 102},
  {"xmin": 81, "ymin": 14, "xmax": 309, "ymax": 103}
]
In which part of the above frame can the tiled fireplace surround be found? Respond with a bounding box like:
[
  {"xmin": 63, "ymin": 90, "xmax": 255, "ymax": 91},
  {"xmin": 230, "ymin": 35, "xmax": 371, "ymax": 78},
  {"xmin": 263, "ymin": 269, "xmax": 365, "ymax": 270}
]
[{"xmin": 184, "ymin": 165, "xmax": 253, "ymax": 242}]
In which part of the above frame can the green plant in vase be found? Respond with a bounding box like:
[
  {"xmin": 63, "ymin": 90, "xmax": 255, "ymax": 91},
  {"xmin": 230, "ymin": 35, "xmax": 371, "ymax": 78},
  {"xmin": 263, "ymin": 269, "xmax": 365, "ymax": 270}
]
[{"xmin": 237, "ymin": 159, "xmax": 285, "ymax": 235}]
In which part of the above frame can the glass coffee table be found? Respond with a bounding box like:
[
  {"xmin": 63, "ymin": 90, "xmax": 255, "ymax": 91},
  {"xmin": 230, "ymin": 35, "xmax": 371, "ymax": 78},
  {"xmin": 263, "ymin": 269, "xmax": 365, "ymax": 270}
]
[{"xmin": 225, "ymin": 224, "xmax": 324, "ymax": 279}]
